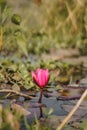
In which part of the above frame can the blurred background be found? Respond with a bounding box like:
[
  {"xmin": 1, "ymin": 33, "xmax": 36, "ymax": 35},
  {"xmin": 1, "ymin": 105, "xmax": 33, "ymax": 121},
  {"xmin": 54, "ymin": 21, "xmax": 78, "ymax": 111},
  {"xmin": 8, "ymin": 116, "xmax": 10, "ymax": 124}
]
[
  {"xmin": 0, "ymin": 0, "xmax": 87, "ymax": 57},
  {"xmin": 0, "ymin": 2, "xmax": 87, "ymax": 130}
]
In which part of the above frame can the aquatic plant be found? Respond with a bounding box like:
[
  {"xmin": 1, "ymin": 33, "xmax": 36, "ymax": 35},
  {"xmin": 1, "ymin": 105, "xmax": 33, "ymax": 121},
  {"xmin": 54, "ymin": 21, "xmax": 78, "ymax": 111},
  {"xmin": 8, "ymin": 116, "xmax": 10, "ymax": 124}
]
[{"xmin": 31, "ymin": 68, "xmax": 50, "ymax": 103}]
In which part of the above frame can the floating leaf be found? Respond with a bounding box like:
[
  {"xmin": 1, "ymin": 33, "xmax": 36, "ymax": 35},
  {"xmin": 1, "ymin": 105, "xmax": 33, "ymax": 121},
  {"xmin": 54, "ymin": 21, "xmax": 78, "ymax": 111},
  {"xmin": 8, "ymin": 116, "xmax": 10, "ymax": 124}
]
[{"xmin": 12, "ymin": 84, "xmax": 20, "ymax": 91}]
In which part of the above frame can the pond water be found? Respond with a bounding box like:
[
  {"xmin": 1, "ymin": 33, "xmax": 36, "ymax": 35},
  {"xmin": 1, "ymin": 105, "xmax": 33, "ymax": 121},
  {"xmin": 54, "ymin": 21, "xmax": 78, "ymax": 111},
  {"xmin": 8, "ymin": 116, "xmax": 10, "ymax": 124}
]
[
  {"xmin": 22, "ymin": 85, "xmax": 87, "ymax": 129},
  {"xmin": 0, "ymin": 55, "xmax": 87, "ymax": 129},
  {"xmin": 20, "ymin": 86, "xmax": 86, "ymax": 125}
]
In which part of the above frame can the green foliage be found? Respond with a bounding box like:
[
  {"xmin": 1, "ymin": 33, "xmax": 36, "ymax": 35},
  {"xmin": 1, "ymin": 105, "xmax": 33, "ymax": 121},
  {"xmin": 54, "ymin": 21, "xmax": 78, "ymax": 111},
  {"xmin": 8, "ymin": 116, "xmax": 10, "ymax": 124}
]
[
  {"xmin": 81, "ymin": 119, "xmax": 87, "ymax": 130},
  {"xmin": 15, "ymin": 32, "xmax": 28, "ymax": 57},
  {"xmin": 0, "ymin": 105, "xmax": 20, "ymax": 130},
  {"xmin": 0, "ymin": 1, "xmax": 87, "ymax": 129},
  {"xmin": 11, "ymin": 14, "xmax": 21, "ymax": 25},
  {"xmin": 24, "ymin": 116, "xmax": 51, "ymax": 130},
  {"xmin": 0, "ymin": 1, "xmax": 28, "ymax": 57},
  {"xmin": 28, "ymin": 32, "xmax": 51, "ymax": 54},
  {"xmin": 0, "ymin": 0, "xmax": 87, "ymax": 56},
  {"xmin": 0, "ymin": 0, "xmax": 6, "ymax": 13},
  {"xmin": 0, "ymin": 1, "xmax": 12, "ymax": 26},
  {"xmin": 0, "ymin": 104, "xmax": 52, "ymax": 130},
  {"xmin": 0, "ymin": 58, "xmax": 35, "ymax": 91},
  {"xmin": 0, "ymin": 58, "xmax": 86, "ymax": 92},
  {"xmin": 79, "ymin": 43, "xmax": 87, "ymax": 55}
]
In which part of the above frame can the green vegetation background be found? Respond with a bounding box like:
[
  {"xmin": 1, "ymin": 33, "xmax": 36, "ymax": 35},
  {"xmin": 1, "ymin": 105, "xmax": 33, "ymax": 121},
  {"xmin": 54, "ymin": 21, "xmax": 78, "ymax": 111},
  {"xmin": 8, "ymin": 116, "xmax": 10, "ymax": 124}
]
[{"xmin": 0, "ymin": 0, "xmax": 87, "ymax": 55}]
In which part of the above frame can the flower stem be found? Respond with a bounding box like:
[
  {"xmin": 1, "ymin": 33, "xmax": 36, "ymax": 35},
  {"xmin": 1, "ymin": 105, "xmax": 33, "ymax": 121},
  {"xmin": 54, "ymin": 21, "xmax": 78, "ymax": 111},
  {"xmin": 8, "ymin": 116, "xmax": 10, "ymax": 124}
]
[
  {"xmin": 39, "ymin": 106, "xmax": 43, "ymax": 118},
  {"xmin": 38, "ymin": 89, "xmax": 43, "ymax": 103}
]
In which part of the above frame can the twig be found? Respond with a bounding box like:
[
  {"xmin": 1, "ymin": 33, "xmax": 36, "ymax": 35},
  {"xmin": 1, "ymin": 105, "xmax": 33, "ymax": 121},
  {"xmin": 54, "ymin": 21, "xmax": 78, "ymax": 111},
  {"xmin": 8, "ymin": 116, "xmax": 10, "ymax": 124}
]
[
  {"xmin": 0, "ymin": 89, "xmax": 33, "ymax": 99},
  {"xmin": 56, "ymin": 89, "xmax": 87, "ymax": 130}
]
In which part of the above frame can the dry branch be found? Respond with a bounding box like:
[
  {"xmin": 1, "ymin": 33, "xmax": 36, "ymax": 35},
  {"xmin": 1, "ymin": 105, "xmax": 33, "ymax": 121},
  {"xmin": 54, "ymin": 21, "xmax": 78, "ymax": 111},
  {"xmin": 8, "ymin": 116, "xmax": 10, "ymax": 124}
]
[{"xmin": 0, "ymin": 89, "xmax": 33, "ymax": 99}]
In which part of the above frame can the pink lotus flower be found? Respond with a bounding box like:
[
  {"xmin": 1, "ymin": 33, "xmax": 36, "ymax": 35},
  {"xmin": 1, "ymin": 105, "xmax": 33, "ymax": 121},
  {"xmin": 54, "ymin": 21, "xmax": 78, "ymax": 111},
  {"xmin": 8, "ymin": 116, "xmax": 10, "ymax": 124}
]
[
  {"xmin": 31, "ymin": 68, "xmax": 50, "ymax": 89},
  {"xmin": 31, "ymin": 68, "xmax": 50, "ymax": 103}
]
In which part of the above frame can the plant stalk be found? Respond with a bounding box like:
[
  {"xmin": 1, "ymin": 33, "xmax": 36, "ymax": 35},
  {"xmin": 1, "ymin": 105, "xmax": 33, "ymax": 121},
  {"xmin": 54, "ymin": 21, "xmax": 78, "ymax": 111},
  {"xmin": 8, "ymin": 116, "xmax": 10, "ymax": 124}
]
[
  {"xmin": 38, "ymin": 88, "xmax": 43, "ymax": 103},
  {"xmin": 39, "ymin": 106, "xmax": 43, "ymax": 118}
]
